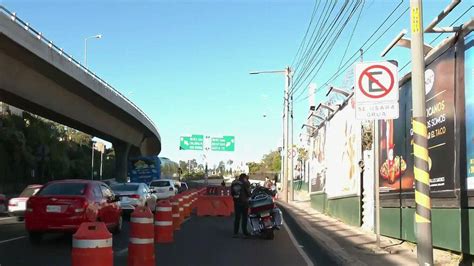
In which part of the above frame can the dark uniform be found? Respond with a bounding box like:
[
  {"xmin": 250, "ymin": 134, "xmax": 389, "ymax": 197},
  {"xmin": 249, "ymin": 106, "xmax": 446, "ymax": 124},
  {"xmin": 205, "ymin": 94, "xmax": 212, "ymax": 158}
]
[{"xmin": 231, "ymin": 175, "xmax": 251, "ymax": 236}]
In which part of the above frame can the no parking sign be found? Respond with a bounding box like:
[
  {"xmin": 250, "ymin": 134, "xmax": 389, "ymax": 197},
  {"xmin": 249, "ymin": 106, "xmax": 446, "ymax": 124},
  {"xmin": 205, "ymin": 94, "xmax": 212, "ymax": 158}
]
[{"xmin": 355, "ymin": 61, "xmax": 399, "ymax": 120}]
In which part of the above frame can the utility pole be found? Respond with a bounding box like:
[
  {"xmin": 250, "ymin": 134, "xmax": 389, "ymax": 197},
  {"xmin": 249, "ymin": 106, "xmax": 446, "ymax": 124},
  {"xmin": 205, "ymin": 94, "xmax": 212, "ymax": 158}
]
[
  {"xmin": 290, "ymin": 93, "xmax": 295, "ymax": 201},
  {"xmin": 283, "ymin": 66, "xmax": 292, "ymax": 203},
  {"xmin": 91, "ymin": 142, "xmax": 95, "ymax": 180},
  {"xmin": 249, "ymin": 67, "xmax": 292, "ymax": 202},
  {"xmin": 410, "ymin": 0, "xmax": 433, "ymax": 265}
]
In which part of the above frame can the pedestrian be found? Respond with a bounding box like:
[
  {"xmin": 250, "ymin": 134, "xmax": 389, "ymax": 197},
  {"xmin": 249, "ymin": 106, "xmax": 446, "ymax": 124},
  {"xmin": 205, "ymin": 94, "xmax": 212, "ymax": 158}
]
[
  {"xmin": 221, "ymin": 180, "xmax": 226, "ymax": 187},
  {"xmin": 231, "ymin": 173, "xmax": 251, "ymax": 238}
]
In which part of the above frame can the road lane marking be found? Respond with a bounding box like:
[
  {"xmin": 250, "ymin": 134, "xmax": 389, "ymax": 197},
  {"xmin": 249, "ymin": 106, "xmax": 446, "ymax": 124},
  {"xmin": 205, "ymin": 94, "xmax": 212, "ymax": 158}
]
[
  {"xmin": 0, "ymin": 236, "xmax": 26, "ymax": 244},
  {"xmin": 283, "ymin": 223, "xmax": 314, "ymax": 266}
]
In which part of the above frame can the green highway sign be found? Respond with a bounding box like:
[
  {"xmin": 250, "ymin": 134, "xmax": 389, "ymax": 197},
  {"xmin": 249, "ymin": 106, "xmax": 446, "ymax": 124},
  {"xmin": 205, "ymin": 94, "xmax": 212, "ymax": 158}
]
[
  {"xmin": 211, "ymin": 136, "xmax": 235, "ymax": 152},
  {"xmin": 179, "ymin": 134, "xmax": 204, "ymax": 150}
]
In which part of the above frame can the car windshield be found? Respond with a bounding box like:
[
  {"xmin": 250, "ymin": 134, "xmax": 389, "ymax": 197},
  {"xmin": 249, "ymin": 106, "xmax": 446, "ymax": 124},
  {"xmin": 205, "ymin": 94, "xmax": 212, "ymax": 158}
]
[
  {"xmin": 38, "ymin": 183, "xmax": 86, "ymax": 196},
  {"xmin": 150, "ymin": 181, "xmax": 170, "ymax": 187},
  {"xmin": 110, "ymin": 184, "xmax": 139, "ymax": 192},
  {"xmin": 19, "ymin": 186, "xmax": 41, "ymax": 197}
]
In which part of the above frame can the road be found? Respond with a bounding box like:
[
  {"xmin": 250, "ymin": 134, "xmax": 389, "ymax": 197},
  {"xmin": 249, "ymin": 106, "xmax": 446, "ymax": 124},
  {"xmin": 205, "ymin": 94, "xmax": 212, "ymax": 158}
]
[{"xmin": 0, "ymin": 210, "xmax": 313, "ymax": 266}]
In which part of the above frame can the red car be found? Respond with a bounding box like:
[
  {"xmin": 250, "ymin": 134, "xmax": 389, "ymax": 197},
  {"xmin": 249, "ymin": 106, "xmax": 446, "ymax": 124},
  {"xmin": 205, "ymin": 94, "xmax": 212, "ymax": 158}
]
[{"xmin": 25, "ymin": 179, "xmax": 122, "ymax": 242}]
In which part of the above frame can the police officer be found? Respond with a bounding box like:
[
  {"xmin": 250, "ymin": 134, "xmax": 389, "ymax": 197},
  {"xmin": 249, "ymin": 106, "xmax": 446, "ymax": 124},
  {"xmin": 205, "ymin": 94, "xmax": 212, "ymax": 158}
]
[{"xmin": 231, "ymin": 173, "xmax": 251, "ymax": 238}]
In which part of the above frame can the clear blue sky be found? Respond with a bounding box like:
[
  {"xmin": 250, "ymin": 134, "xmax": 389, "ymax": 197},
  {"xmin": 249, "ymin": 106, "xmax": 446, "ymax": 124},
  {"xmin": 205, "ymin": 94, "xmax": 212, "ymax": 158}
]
[{"xmin": 2, "ymin": 0, "xmax": 472, "ymax": 168}]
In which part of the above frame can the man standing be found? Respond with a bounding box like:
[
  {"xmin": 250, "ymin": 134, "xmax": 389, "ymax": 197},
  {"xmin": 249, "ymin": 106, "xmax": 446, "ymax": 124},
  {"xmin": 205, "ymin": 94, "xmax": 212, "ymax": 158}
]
[{"xmin": 231, "ymin": 173, "xmax": 251, "ymax": 238}]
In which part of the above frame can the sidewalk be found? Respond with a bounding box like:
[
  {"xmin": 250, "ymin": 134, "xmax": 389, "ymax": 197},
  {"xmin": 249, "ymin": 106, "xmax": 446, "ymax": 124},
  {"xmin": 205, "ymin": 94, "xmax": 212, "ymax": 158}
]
[{"xmin": 278, "ymin": 194, "xmax": 461, "ymax": 266}]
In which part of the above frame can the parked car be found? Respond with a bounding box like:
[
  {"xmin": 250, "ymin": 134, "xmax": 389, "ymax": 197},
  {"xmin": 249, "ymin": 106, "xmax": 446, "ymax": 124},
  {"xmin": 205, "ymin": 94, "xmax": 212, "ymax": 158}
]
[
  {"xmin": 110, "ymin": 183, "xmax": 157, "ymax": 215},
  {"xmin": 8, "ymin": 184, "xmax": 42, "ymax": 220},
  {"xmin": 25, "ymin": 179, "xmax": 122, "ymax": 243},
  {"xmin": 149, "ymin": 179, "xmax": 179, "ymax": 199}
]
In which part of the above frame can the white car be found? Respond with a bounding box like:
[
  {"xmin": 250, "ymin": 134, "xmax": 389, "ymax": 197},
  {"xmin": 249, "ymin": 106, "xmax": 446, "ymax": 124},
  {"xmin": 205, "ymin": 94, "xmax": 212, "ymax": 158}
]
[
  {"xmin": 110, "ymin": 183, "xmax": 158, "ymax": 215},
  {"xmin": 8, "ymin": 184, "xmax": 42, "ymax": 220},
  {"xmin": 149, "ymin": 179, "xmax": 179, "ymax": 199}
]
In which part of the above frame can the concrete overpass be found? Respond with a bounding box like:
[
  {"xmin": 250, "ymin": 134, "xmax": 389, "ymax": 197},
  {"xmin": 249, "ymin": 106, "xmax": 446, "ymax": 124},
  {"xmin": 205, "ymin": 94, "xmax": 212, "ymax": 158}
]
[{"xmin": 0, "ymin": 7, "xmax": 161, "ymax": 181}]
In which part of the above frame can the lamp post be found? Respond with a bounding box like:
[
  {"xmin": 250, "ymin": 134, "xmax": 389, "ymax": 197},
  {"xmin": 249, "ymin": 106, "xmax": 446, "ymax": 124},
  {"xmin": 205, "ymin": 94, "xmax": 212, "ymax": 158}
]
[
  {"xmin": 250, "ymin": 67, "xmax": 292, "ymax": 202},
  {"xmin": 84, "ymin": 34, "xmax": 102, "ymax": 67}
]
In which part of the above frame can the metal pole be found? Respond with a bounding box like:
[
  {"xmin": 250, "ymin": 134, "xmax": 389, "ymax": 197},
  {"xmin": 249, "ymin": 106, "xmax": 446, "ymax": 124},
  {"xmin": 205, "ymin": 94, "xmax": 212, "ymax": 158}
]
[
  {"xmin": 91, "ymin": 143, "xmax": 94, "ymax": 180},
  {"xmin": 290, "ymin": 93, "xmax": 294, "ymax": 201},
  {"xmin": 410, "ymin": 1, "xmax": 433, "ymax": 264},
  {"xmin": 100, "ymin": 150, "xmax": 103, "ymax": 180},
  {"xmin": 374, "ymin": 121, "xmax": 380, "ymax": 248},
  {"xmin": 282, "ymin": 67, "xmax": 290, "ymax": 202}
]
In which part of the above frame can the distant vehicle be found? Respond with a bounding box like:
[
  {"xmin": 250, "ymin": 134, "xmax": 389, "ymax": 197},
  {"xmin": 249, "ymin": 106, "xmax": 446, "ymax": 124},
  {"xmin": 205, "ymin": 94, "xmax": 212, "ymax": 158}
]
[
  {"xmin": 8, "ymin": 184, "xmax": 42, "ymax": 220},
  {"xmin": 25, "ymin": 179, "xmax": 122, "ymax": 243},
  {"xmin": 128, "ymin": 156, "xmax": 161, "ymax": 184},
  {"xmin": 110, "ymin": 183, "xmax": 157, "ymax": 215},
  {"xmin": 0, "ymin": 194, "xmax": 7, "ymax": 214},
  {"xmin": 149, "ymin": 179, "xmax": 179, "ymax": 199}
]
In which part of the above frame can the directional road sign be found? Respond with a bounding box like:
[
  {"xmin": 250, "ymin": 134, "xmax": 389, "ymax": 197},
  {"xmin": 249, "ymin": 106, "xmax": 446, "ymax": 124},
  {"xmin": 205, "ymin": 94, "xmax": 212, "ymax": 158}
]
[
  {"xmin": 179, "ymin": 134, "xmax": 204, "ymax": 150},
  {"xmin": 211, "ymin": 136, "xmax": 235, "ymax": 152},
  {"xmin": 355, "ymin": 61, "xmax": 399, "ymax": 120}
]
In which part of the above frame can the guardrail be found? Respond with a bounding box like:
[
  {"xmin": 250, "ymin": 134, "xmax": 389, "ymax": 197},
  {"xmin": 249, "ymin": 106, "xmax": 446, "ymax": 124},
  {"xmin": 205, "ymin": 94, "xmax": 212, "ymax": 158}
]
[{"xmin": 0, "ymin": 5, "xmax": 158, "ymax": 133}]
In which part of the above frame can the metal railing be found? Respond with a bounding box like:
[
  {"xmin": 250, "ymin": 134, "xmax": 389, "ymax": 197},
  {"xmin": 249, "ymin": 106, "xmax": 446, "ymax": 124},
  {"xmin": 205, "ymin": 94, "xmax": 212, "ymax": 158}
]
[{"xmin": 0, "ymin": 5, "xmax": 159, "ymax": 132}]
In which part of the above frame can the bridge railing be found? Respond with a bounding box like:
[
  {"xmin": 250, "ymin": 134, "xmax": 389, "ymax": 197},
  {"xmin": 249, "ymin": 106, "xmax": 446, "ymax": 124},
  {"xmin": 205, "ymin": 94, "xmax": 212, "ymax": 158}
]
[{"xmin": 0, "ymin": 5, "xmax": 159, "ymax": 133}]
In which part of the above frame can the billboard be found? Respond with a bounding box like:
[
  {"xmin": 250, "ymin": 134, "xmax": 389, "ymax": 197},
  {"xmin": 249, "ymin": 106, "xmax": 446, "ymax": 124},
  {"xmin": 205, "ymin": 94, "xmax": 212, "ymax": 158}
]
[
  {"xmin": 466, "ymin": 33, "xmax": 474, "ymax": 189},
  {"xmin": 379, "ymin": 45, "xmax": 456, "ymax": 196},
  {"xmin": 310, "ymin": 126, "xmax": 327, "ymax": 193},
  {"xmin": 325, "ymin": 100, "xmax": 362, "ymax": 198}
]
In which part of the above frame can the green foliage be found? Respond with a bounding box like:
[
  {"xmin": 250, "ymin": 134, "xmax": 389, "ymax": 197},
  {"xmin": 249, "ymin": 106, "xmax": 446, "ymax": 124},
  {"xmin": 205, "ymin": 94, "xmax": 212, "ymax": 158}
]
[
  {"xmin": 0, "ymin": 113, "xmax": 115, "ymax": 194},
  {"xmin": 247, "ymin": 150, "xmax": 281, "ymax": 174}
]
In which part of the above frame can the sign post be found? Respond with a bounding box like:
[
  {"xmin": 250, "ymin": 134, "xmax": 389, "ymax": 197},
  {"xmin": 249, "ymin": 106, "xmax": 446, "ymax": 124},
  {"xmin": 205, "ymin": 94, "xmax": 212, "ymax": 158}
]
[{"xmin": 355, "ymin": 60, "xmax": 399, "ymax": 249}]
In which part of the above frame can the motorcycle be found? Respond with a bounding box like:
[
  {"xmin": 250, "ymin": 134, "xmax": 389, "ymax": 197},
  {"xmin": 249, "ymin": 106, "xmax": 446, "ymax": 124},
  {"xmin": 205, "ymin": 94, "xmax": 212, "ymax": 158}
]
[{"xmin": 247, "ymin": 184, "xmax": 283, "ymax": 240}]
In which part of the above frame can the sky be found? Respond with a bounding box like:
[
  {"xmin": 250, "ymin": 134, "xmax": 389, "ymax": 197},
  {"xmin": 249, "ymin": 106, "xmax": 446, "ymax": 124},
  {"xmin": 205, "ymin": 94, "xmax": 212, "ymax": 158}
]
[{"xmin": 1, "ymin": 0, "xmax": 472, "ymax": 167}]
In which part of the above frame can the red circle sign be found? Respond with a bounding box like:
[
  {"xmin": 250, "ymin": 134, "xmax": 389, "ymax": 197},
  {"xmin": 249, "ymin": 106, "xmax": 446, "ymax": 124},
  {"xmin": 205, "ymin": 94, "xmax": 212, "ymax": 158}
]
[{"xmin": 358, "ymin": 65, "xmax": 395, "ymax": 99}]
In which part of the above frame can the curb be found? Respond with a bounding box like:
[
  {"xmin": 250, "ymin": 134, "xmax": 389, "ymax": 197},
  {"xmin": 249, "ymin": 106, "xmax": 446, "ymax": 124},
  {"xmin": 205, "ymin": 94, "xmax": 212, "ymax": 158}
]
[{"xmin": 277, "ymin": 201, "xmax": 366, "ymax": 266}]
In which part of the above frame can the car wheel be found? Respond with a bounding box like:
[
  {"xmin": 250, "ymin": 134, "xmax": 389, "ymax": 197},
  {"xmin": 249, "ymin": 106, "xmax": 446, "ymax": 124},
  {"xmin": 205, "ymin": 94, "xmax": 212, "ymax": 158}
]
[
  {"xmin": 112, "ymin": 215, "xmax": 122, "ymax": 234},
  {"xmin": 28, "ymin": 232, "xmax": 42, "ymax": 244}
]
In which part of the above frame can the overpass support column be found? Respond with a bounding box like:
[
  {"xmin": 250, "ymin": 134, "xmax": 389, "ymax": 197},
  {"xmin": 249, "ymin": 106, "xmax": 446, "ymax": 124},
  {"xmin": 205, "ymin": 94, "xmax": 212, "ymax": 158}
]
[{"xmin": 114, "ymin": 141, "xmax": 131, "ymax": 183}]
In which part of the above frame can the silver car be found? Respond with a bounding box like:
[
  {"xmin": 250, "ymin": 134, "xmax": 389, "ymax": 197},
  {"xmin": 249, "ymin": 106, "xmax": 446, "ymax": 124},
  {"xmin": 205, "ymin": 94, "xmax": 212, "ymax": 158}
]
[
  {"xmin": 110, "ymin": 183, "xmax": 158, "ymax": 214},
  {"xmin": 149, "ymin": 179, "xmax": 179, "ymax": 199}
]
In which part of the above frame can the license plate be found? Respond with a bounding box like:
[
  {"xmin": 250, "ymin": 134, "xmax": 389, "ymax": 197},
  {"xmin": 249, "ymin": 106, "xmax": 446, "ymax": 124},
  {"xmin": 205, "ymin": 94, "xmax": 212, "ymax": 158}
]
[
  {"xmin": 158, "ymin": 188, "xmax": 167, "ymax": 193},
  {"xmin": 263, "ymin": 218, "xmax": 273, "ymax": 227},
  {"xmin": 46, "ymin": 205, "xmax": 61, "ymax": 213}
]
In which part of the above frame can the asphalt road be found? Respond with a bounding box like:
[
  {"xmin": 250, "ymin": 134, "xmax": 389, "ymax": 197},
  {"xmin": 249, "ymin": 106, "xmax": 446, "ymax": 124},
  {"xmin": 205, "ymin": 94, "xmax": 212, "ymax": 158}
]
[{"xmin": 0, "ymin": 211, "xmax": 312, "ymax": 266}]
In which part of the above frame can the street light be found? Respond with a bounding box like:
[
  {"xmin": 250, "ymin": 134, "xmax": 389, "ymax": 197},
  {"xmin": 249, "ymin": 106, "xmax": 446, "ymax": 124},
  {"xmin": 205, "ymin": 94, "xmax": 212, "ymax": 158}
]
[
  {"xmin": 84, "ymin": 34, "xmax": 102, "ymax": 67},
  {"xmin": 250, "ymin": 67, "xmax": 292, "ymax": 202}
]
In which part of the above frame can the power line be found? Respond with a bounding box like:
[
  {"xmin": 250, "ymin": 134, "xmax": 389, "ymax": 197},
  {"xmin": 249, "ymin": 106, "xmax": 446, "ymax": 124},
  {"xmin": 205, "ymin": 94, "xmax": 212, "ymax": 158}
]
[
  {"xmin": 337, "ymin": 0, "xmax": 365, "ymax": 70},
  {"xmin": 291, "ymin": 0, "xmax": 321, "ymax": 67},
  {"xmin": 293, "ymin": 1, "xmax": 337, "ymax": 78},
  {"xmin": 291, "ymin": 0, "xmax": 357, "ymax": 93},
  {"xmin": 294, "ymin": 1, "xmax": 407, "ymax": 104},
  {"xmin": 291, "ymin": 0, "xmax": 363, "ymax": 97}
]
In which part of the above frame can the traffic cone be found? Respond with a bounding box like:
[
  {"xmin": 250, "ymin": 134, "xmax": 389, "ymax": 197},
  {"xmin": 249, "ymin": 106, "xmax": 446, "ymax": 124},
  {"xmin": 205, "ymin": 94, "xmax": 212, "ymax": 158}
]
[
  {"xmin": 170, "ymin": 196, "xmax": 181, "ymax": 230},
  {"xmin": 154, "ymin": 200, "xmax": 173, "ymax": 243},
  {"xmin": 72, "ymin": 222, "xmax": 113, "ymax": 266}
]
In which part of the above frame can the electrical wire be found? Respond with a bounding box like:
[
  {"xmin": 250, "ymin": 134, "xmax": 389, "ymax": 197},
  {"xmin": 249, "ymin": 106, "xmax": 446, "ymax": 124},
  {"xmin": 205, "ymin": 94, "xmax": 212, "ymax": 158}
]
[
  {"xmin": 294, "ymin": 2, "xmax": 408, "ymax": 104},
  {"xmin": 291, "ymin": 0, "xmax": 363, "ymax": 97},
  {"xmin": 291, "ymin": 0, "xmax": 356, "ymax": 92},
  {"xmin": 291, "ymin": 0, "xmax": 321, "ymax": 67}
]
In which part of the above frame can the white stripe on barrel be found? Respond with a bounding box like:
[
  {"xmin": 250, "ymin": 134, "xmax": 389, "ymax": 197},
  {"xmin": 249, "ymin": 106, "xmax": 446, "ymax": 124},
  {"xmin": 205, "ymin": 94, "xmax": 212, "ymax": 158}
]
[
  {"xmin": 130, "ymin": 217, "xmax": 154, "ymax": 224},
  {"xmin": 179, "ymin": 207, "xmax": 184, "ymax": 211},
  {"xmin": 129, "ymin": 237, "xmax": 154, "ymax": 244},
  {"xmin": 156, "ymin": 207, "xmax": 172, "ymax": 212},
  {"xmin": 172, "ymin": 214, "xmax": 179, "ymax": 218},
  {"xmin": 154, "ymin": 221, "xmax": 173, "ymax": 226},
  {"xmin": 73, "ymin": 238, "xmax": 112, "ymax": 248}
]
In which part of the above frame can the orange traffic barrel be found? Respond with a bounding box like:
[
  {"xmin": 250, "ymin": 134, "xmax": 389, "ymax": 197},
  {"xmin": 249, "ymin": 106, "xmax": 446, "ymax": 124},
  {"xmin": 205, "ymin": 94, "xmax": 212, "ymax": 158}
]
[
  {"xmin": 183, "ymin": 192, "xmax": 191, "ymax": 218},
  {"xmin": 128, "ymin": 206, "xmax": 155, "ymax": 266},
  {"xmin": 177, "ymin": 195, "xmax": 185, "ymax": 225},
  {"xmin": 154, "ymin": 200, "xmax": 173, "ymax": 243},
  {"xmin": 170, "ymin": 196, "xmax": 181, "ymax": 230},
  {"xmin": 72, "ymin": 222, "xmax": 113, "ymax": 266}
]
